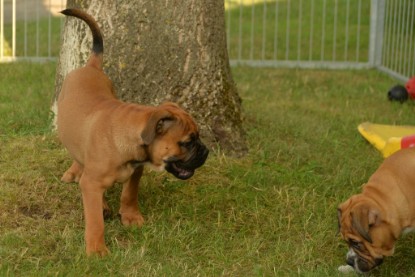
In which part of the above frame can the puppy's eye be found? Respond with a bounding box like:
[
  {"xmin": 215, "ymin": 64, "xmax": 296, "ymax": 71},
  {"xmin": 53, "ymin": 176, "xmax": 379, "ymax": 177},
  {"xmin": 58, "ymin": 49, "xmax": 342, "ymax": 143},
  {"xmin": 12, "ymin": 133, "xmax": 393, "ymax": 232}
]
[
  {"xmin": 179, "ymin": 140, "xmax": 193, "ymax": 148},
  {"xmin": 349, "ymin": 239, "xmax": 362, "ymax": 249}
]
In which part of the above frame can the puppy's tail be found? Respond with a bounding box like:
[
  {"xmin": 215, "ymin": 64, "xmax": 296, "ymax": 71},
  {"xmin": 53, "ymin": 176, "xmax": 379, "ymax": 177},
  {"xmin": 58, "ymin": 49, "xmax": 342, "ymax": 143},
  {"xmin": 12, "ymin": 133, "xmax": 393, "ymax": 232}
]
[{"xmin": 60, "ymin": 8, "xmax": 104, "ymax": 68}]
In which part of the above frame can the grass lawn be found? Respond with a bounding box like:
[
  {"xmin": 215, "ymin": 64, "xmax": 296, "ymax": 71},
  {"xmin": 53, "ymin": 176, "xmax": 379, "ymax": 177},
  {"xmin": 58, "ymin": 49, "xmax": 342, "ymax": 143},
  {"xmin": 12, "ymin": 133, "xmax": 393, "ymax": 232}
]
[
  {"xmin": 1, "ymin": 61, "xmax": 415, "ymax": 276},
  {"xmin": 1, "ymin": 1, "xmax": 415, "ymax": 276}
]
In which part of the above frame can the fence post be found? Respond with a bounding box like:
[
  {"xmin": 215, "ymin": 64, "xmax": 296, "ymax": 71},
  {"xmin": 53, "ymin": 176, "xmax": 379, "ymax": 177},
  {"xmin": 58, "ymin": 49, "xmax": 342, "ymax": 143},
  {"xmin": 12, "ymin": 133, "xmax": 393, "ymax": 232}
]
[
  {"xmin": 1, "ymin": 0, "xmax": 3, "ymax": 60},
  {"xmin": 369, "ymin": 0, "xmax": 386, "ymax": 68},
  {"xmin": 12, "ymin": 0, "xmax": 16, "ymax": 58}
]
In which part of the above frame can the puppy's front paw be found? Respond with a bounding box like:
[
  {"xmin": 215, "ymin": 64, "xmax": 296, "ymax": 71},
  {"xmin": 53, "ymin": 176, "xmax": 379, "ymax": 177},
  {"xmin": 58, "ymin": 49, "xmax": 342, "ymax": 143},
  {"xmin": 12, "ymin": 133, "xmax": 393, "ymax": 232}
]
[
  {"xmin": 86, "ymin": 244, "xmax": 110, "ymax": 257},
  {"xmin": 61, "ymin": 171, "xmax": 78, "ymax": 183},
  {"xmin": 61, "ymin": 162, "xmax": 83, "ymax": 183},
  {"xmin": 120, "ymin": 212, "xmax": 145, "ymax": 227}
]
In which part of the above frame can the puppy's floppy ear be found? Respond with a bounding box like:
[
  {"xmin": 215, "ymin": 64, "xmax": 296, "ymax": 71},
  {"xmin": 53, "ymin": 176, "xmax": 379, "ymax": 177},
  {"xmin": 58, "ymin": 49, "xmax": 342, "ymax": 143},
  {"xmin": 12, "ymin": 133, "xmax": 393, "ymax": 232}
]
[
  {"xmin": 351, "ymin": 204, "xmax": 380, "ymax": 244},
  {"xmin": 337, "ymin": 208, "xmax": 342, "ymax": 234},
  {"xmin": 141, "ymin": 109, "xmax": 174, "ymax": 145},
  {"xmin": 337, "ymin": 200, "xmax": 351, "ymax": 235}
]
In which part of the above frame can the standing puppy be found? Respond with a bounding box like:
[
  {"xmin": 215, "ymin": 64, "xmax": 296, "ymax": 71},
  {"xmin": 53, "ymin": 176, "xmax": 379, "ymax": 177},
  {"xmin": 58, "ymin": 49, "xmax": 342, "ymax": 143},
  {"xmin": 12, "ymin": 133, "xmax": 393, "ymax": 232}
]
[
  {"xmin": 338, "ymin": 148, "xmax": 415, "ymax": 273},
  {"xmin": 57, "ymin": 9, "xmax": 209, "ymax": 256}
]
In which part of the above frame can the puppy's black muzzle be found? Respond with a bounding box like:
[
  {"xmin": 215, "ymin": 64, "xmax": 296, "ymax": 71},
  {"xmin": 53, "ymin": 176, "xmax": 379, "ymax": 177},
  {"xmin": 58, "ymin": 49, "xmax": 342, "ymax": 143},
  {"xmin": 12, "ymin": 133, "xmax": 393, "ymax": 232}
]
[
  {"xmin": 166, "ymin": 139, "xmax": 209, "ymax": 180},
  {"xmin": 347, "ymin": 255, "xmax": 383, "ymax": 273}
]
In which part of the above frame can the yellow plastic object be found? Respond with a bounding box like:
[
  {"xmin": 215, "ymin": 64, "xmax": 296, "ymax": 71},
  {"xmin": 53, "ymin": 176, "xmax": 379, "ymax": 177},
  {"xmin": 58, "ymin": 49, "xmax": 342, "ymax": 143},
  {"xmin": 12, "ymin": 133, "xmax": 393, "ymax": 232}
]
[{"xmin": 357, "ymin": 122, "xmax": 415, "ymax": 157}]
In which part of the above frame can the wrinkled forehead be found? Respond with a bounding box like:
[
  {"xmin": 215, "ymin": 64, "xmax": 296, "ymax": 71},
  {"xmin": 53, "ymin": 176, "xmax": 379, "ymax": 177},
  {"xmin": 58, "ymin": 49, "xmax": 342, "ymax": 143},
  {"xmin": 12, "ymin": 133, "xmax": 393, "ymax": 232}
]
[
  {"xmin": 163, "ymin": 114, "xmax": 199, "ymax": 141},
  {"xmin": 178, "ymin": 113, "xmax": 199, "ymax": 133},
  {"xmin": 337, "ymin": 199, "xmax": 355, "ymax": 234},
  {"xmin": 164, "ymin": 106, "xmax": 199, "ymax": 134},
  {"xmin": 338, "ymin": 195, "xmax": 363, "ymax": 215},
  {"xmin": 339, "ymin": 195, "xmax": 357, "ymax": 210},
  {"xmin": 338, "ymin": 201, "xmax": 350, "ymax": 221}
]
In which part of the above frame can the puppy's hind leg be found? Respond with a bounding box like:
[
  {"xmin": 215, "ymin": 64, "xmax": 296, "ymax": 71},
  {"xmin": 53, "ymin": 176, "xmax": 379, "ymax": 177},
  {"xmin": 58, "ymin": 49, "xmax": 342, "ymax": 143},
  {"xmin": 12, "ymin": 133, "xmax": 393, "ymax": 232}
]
[
  {"xmin": 119, "ymin": 166, "xmax": 145, "ymax": 227},
  {"xmin": 61, "ymin": 160, "xmax": 83, "ymax": 183}
]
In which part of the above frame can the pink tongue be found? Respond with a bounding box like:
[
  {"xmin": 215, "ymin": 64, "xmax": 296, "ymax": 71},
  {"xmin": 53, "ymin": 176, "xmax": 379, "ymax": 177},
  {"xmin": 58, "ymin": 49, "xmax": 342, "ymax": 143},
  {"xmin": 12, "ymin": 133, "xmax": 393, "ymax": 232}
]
[
  {"xmin": 172, "ymin": 163, "xmax": 193, "ymax": 178},
  {"xmin": 179, "ymin": 168, "xmax": 191, "ymax": 178}
]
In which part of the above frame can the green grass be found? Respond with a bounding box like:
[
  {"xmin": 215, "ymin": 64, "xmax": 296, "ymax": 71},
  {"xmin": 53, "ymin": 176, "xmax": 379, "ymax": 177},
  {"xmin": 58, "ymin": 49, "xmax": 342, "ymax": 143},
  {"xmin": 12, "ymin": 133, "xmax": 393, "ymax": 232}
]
[
  {"xmin": 1, "ymin": 61, "xmax": 415, "ymax": 276},
  {"xmin": 0, "ymin": 63, "xmax": 55, "ymax": 135}
]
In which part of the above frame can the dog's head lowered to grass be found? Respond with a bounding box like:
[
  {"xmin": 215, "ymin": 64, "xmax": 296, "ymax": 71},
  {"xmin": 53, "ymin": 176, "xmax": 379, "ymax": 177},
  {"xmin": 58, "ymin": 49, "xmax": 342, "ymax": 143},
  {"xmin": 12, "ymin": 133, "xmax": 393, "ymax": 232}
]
[
  {"xmin": 141, "ymin": 102, "xmax": 209, "ymax": 180},
  {"xmin": 337, "ymin": 195, "xmax": 397, "ymax": 273}
]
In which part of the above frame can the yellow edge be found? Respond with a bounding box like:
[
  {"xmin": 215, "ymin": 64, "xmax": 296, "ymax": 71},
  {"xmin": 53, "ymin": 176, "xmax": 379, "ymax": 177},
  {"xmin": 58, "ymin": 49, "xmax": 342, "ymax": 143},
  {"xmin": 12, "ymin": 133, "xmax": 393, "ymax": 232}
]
[
  {"xmin": 357, "ymin": 122, "xmax": 411, "ymax": 158},
  {"xmin": 357, "ymin": 124, "xmax": 386, "ymax": 151}
]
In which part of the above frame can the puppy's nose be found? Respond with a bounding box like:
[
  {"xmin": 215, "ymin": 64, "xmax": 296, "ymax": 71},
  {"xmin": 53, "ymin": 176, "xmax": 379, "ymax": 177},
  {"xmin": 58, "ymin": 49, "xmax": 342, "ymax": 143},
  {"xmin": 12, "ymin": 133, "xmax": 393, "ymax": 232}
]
[
  {"xmin": 375, "ymin": 258, "xmax": 383, "ymax": 266},
  {"xmin": 201, "ymin": 146, "xmax": 209, "ymax": 160},
  {"xmin": 195, "ymin": 140, "xmax": 208, "ymax": 161},
  {"xmin": 194, "ymin": 146, "xmax": 208, "ymax": 167},
  {"xmin": 346, "ymin": 258, "xmax": 355, "ymax": 267}
]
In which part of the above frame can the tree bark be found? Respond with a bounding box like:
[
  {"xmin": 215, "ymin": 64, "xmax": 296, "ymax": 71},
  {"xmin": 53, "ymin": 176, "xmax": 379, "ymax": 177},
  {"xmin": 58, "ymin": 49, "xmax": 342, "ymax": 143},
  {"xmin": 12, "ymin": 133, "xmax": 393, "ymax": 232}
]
[{"xmin": 54, "ymin": 0, "xmax": 247, "ymax": 156}]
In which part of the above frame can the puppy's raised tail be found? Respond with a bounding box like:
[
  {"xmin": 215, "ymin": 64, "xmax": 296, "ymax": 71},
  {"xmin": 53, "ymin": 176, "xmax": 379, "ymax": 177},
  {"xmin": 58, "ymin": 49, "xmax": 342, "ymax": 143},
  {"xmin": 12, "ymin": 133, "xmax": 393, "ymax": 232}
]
[{"xmin": 60, "ymin": 8, "xmax": 104, "ymax": 69}]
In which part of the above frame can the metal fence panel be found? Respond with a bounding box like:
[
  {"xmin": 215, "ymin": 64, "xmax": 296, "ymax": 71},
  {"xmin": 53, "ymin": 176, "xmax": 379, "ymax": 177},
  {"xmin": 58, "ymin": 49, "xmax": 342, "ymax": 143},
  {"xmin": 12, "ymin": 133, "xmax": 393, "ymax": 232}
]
[
  {"xmin": 378, "ymin": 0, "xmax": 415, "ymax": 82},
  {"xmin": 0, "ymin": 0, "xmax": 414, "ymax": 81},
  {"xmin": 225, "ymin": 0, "xmax": 414, "ymax": 81},
  {"xmin": 0, "ymin": 0, "xmax": 65, "ymax": 62},
  {"xmin": 226, "ymin": 0, "xmax": 372, "ymax": 68}
]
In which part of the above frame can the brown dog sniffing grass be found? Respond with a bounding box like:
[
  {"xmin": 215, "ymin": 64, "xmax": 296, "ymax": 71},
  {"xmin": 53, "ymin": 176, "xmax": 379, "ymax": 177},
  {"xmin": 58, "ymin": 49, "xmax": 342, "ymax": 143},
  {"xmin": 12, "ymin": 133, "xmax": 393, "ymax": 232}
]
[
  {"xmin": 57, "ymin": 9, "xmax": 208, "ymax": 256},
  {"xmin": 338, "ymin": 148, "xmax": 415, "ymax": 273}
]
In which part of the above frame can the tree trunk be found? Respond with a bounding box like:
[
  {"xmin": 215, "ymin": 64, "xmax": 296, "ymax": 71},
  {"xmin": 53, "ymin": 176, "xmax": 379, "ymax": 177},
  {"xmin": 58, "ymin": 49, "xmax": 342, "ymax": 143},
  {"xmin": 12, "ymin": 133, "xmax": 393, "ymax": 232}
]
[{"xmin": 54, "ymin": 0, "xmax": 247, "ymax": 156}]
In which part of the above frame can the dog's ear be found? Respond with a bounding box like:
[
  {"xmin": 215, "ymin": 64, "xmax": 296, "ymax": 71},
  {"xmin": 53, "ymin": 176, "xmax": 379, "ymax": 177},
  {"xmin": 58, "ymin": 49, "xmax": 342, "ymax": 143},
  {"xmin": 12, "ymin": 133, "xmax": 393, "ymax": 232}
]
[
  {"xmin": 141, "ymin": 110, "xmax": 174, "ymax": 145},
  {"xmin": 337, "ymin": 208, "xmax": 342, "ymax": 234},
  {"xmin": 351, "ymin": 204, "xmax": 380, "ymax": 243},
  {"xmin": 337, "ymin": 200, "xmax": 351, "ymax": 234}
]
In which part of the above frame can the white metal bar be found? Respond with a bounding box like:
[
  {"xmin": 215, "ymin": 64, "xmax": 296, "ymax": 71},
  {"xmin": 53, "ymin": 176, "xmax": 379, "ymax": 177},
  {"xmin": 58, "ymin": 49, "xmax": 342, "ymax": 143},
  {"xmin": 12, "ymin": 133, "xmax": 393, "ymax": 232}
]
[
  {"xmin": 36, "ymin": 0, "xmax": 40, "ymax": 56},
  {"xmin": 321, "ymin": 0, "xmax": 326, "ymax": 60},
  {"xmin": 356, "ymin": 0, "xmax": 362, "ymax": 62},
  {"xmin": 238, "ymin": 0, "xmax": 242, "ymax": 60},
  {"xmin": 273, "ymin": 0, "xmax": 279, "ymax": 60},
  {"xmin": 285, "ymin": 0, "xmax": 290, "ymax": 60},
  {"xmin": 369, "ymin": 0, "xmax": 386, "ymax": 68},
  {"xmin": 375, "ymin": 0, "xmax": 386, "ymax": 67},
  {"xmin": 409, "ymin": 2, "xmax": 415, "ymax": 76},
  {"xmin": 250, "ymin": 0, "xmax": 255, "ymax": 60},
  {"xmin": 0, "ymin": 56, "xmax": 57, "ymax": 63},
  {"xmin": 344, "ymin": 0, "xmax": 350, "ymax": 61},
  {"xmin": 0, "ymin": 0, "xmax": 3, "ymax": 59},
  {"xmin": 12, "ymin": 0, "xmax": 15, "ymax": 57},
  {"xmin": 387, "ymin": 0, "xmax": 396, "ymax": 69},
  {"xmin": 401, "ymin": 0, "xmax": 410, "ymax": 76},
  {"xmin": 391, "ymin": 0, "xmax": 401, "ymax": 71},
  {"xmin": 48, "ymin": 0, "xmax": 52, "ymax": 57},
  {"xmin": 261, "ymin": 1, "xmax": 266, "ymax": 60},
  {"xmin": 381, "ymin": 0, "xmax": 391, "ymax": 67},
  {"xmin": 297, "ymin": 0, "xmax": 302, "ymax": 61},
  {"xmin": 308, "ymin": 0, "xmax": 314, "ymax": 61},
  {"xmin": 369, "ymin": 0, "xmax": 378, "ymax": 66},
  {"xmin": 230, "ymin": 59, "xmax": 371, "ymax": 70},
  {"xmin": 226, "ymin": 0, "xmax": 231, "ymax": 54},
  {"xmin": 405, "ymin": 1, "xmax": 414, "ymax": 76},
  {"xmin": 397, "ymin": 0, "xmax": 407, "ymax": 75},
  {"xmin": 24, "ymin": 0, "xmax": 27, "ymax": 56},
  {"xmin": 333, "ymin": 0, "xmax": 338, "ymax": 61},
  {"xmin": 377, "ymin": 65, "xmax": 410, "ymax": 83}
]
